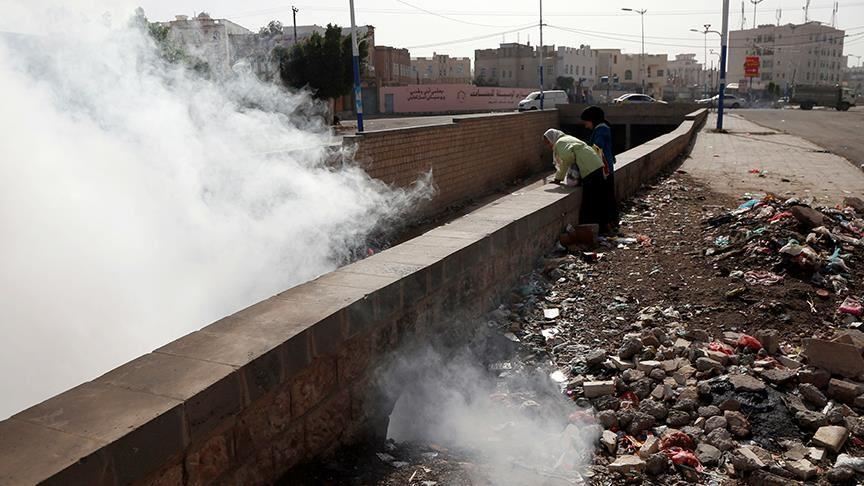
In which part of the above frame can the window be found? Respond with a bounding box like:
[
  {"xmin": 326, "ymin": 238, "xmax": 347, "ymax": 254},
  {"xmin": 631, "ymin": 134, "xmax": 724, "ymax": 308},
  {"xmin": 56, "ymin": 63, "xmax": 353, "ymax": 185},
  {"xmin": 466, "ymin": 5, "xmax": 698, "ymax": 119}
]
[
  {"xmin": 521, "ymin": 64, "xmax": 525, "ymax": 71},
  {"xmin": 590, "ymin": 67, "xmax": 593, "ymax": 75},
  {"xmin": 625, "ymin": 69, "xmax": 633, "ymax": 80},
  {"xmin": 614, "ymin": 55, "xmax": 618, "ymax": 64},
  {"xmin": 582, "ymin": 66, "xmax": 586, "ymax": 75},
  {"xmin": 546, "ymin": 65, "xmax": 553, "ymax": 74},
  {"xmin": 657, "ymin": 69, "xmax": 664, "ymax": 77}
]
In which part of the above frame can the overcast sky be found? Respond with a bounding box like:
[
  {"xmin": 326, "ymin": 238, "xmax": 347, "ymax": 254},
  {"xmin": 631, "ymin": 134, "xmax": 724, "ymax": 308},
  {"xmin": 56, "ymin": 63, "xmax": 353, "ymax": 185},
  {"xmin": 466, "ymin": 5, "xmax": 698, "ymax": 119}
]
[{"xmin": 4, "ymin": 0, "xmax": 864, "ymax": 66}]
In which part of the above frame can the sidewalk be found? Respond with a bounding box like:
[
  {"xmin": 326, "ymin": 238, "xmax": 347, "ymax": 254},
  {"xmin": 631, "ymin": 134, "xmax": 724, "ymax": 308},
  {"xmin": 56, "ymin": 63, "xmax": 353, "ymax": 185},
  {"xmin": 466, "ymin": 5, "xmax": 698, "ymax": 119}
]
[{"xmin": 681, "ymin": 114, "xmax": 864, "ymax": 205}]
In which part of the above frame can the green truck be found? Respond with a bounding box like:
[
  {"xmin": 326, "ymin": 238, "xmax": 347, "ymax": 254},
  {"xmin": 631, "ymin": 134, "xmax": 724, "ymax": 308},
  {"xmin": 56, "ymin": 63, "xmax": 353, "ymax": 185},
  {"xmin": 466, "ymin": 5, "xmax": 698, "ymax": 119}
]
[{"xmin": 791, "ymin": 85, "xmax": 857, "ymax": 111}]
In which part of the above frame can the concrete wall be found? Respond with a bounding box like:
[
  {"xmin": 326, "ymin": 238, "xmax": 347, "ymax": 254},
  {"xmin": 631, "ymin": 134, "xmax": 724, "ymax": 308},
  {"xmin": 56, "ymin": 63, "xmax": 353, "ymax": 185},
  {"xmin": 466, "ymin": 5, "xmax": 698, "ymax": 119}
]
[
  {"xmin": 0, "ymin": 110, "xmax": 706, "ymax": 486},
  {"xmin": 345, "ymin": 109, "xmax": 558, "ymax": 216},
  {"xmin": 377, "ymin": 85, "xmax": 536, "ymax": 114}
]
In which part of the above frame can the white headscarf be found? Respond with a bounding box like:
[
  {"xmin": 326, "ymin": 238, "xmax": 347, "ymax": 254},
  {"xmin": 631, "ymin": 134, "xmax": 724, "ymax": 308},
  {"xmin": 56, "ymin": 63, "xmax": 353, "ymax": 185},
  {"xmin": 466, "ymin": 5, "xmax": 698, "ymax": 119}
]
[{"xmin": 543, "ymin": 128, "xmax": 565, "ymax": 145}]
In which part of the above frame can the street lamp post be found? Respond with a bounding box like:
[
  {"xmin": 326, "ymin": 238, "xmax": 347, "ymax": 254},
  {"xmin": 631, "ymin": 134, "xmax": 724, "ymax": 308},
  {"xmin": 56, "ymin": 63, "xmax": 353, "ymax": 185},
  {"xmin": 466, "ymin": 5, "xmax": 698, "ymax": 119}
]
[
  {"xmin": 718, "ymin": 0, "xmax": 731, "ymax": 130},
  {"xmin": 348, "ymin": 0, "xmax": 364, "ymax": 132},
  {"xmin": 622, "ymin": 8, "xmax": 647, "ymax": 94},
  {"xmin": 750, "ymin": 0, "xmax": 764, "ymax": 28},
  {"xmin": 691, "ymin": 25, "xmax": 722, "ymax": 98},
  {"xmin": 539, "ymin": 0, "xmax": 544, "ymax": 110}
]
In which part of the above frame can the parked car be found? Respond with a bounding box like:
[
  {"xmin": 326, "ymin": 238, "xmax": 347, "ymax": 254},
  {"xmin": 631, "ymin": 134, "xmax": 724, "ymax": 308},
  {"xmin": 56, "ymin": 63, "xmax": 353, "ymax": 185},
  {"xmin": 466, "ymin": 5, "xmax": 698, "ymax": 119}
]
[
  {"xmin": 695, "ymin": 94, "xmax": 746, "ymax": 108},
  {"xmin": 612, "ymin": 93, "xmax": 667, "ymax": 104},
  {"xmin": 517, "ymin": 90, "xmax": 569, "ymax": 111}
]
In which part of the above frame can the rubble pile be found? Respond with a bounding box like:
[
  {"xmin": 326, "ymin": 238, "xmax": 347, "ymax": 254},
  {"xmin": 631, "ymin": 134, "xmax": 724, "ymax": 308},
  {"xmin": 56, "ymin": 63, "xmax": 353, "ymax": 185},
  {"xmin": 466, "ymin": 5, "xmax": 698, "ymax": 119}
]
[{"xmin": 703, "ymin": 194, "xmax": 864, "ymax": 307}]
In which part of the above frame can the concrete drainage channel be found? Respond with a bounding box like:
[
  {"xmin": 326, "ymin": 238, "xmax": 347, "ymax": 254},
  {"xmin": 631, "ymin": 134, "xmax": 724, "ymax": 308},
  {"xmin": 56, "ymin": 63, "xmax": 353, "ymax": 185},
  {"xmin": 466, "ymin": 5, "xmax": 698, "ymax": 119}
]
[{"xmin": 0, "ymin": 108, "xmax": 706, "ymax": 485}]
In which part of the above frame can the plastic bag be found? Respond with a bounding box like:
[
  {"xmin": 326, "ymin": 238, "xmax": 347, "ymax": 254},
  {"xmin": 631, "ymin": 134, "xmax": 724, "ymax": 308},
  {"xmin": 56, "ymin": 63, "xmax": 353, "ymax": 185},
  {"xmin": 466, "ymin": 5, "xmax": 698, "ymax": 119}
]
[{"xmin": 737, "ymin": 334, "xmax": 763, "ymax": 351}]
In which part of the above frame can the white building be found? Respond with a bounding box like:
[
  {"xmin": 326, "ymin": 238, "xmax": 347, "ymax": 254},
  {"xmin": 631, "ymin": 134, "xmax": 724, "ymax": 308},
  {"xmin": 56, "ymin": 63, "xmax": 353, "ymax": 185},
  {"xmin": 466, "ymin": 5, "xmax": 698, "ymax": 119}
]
[
  {"xmin": 158, "ymin": 13, "xmax": 252, "ymax": 77},
  {"xmin": 553, "ymin": 45, "xmax": 597, "ymax": 87},
  {"xmin": 727, "ymin": 21, "xmax": 845, "ymax": 93}
]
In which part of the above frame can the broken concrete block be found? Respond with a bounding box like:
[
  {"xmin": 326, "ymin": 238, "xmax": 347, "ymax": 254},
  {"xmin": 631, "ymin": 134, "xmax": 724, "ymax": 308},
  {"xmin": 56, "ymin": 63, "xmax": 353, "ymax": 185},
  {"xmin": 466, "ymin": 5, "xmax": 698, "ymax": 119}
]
[
  {"xmin": 731, "ymin": 446, "xmax": 765, "ymax": 471},
  {"xmin": 695, "ymin": 357, "xmax": 724, "ymax": 372},
  {"xmin": 804, "ymin": 338, "xmax": 864, "ymax": 379},
  {"xmin": 798, "ymin": 367, "xmax": 832, "ymax": 389},
  {"xmin": 584, "ymin": 380, "xmax": 616, "ymax": 398},
  {"xmin": 776, "ymin": 355, "xmax": 803, "ymax": 369},
  {"xmin": 754, "ymin": 329, "xmax": 779, "ymax": 355},
  {"xmin": 638, "ymin": 435, "xmax": 660, "ymax": 459},
  {"xmin": 586, "ymin": 348, "xmax": 607, "ymax": 366},
  {"xmin": 637, "ymin": 360, "xmax": 662, "ymax": 373},
  {"xmin": 785, "ymin": 458, "xmax": 818, "ymax": 480},
  {"xmin": 600, "ymin": 429, "xmax": 618, "ymax": 454},
  {"xmin": 729, "ymin": 374, "xmax": 766, "ymax": 393},
  {"xmin": 812, "ymin": 425, "xmax": 848, "ymax": 452},
  {"xmin": 608, "ymin": 455, "xmax": 646, "ymax": 474},
  {"xmin": 673, "ymin": 338, "xmax": 691, "ymax": 353},
  {"xmin": 760, "ymin": 367, "xmax": 797, "ymax": 385},
  {"xmin": 827, "ymin": 378, "xmax": 864, "ymax": 404},
  {"xmin": 799, "ymin": 383, "xmax": 828, "ymax": 407},
  {"xmin": 609, "ymin": 356, "xmax": 636, "ymax": 370},
  {"xmin": 808, "ymin": 447, "xmax": 826, "ymax": 462}
]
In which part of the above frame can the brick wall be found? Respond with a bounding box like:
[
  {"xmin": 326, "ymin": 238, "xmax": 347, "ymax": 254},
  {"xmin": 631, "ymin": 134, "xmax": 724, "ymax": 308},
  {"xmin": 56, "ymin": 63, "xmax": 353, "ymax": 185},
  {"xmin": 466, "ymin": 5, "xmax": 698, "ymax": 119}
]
[
  {"xmin": 0, "ymin": 110, "xmax": 706, "ymax": 486},
  {"xmin": 344, "ymin": 110, "xmax": 559, "ymax": 216}
]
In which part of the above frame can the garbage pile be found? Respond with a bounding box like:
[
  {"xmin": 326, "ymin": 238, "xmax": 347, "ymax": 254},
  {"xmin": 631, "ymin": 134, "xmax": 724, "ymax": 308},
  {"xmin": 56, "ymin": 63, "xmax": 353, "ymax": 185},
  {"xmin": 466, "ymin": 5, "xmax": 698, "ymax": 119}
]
[
  {"xmin": 702, "ymin": 195, "xmax": 864, "ymax": 308},
  {"xmin": 560, "ymin": 320, "xmax": 864, "ymax": 484}
]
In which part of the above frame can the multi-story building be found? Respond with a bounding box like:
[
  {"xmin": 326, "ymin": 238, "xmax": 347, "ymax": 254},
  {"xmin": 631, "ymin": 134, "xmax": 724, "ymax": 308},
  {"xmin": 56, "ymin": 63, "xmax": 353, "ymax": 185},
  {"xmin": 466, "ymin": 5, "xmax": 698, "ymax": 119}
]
[
  {"xmin": 843, "ymin": 66, "xmax": 864, "ymax": 94},
  {"xmin": 667, "ymin": 53, "xmax": 703, "ymax": 89},
  {"xmin": 551, "ymin": 45, "xmax": 597, "ymax": 88},
  {"xmin": 159, "ymin": 13, "xmax": 253, "ymax": 77},
  {"xmin": 374, "ymin": 46, "xmax": 412, "ymax": 86},
  {"xmin": 727, "ymin": 21, "xmax": 845, "ymax": 93},
  {"xmin": 410, "ymin": 53, "xmax": 472, "ymax": 84},
  {"xmin": 474, "ymin": 43, "xmax": 539, "ymax": 88},
  {"xmin": 473, "ymin": 43, "xmax": 597, "ymax": 91},
  {"xmin": 594, "ymin": 49, "xmax": 668, "ymax": 97}
]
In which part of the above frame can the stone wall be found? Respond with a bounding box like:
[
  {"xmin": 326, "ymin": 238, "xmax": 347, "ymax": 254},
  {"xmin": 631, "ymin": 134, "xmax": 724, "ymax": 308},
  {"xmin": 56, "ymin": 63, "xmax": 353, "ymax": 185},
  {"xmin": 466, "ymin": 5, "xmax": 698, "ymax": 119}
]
[
  {"xmin": 344, "ymin": 110, "xmax": 559, "ymax": 216},
  {"xmin": 0, "ymin": 110, "xmax": 706, "ymax": 486}
]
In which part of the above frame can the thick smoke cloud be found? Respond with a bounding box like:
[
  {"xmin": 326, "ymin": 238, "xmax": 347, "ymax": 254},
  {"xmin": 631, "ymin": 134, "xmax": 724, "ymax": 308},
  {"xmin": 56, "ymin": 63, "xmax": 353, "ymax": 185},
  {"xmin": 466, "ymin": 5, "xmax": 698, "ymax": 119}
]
[{"xmin": 0, "ymin": 7, "xmax": 429, "ymax": 418}]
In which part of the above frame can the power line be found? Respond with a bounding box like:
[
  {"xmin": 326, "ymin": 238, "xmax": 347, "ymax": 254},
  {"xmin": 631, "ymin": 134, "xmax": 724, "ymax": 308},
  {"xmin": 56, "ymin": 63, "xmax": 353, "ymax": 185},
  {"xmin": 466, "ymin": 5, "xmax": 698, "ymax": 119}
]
[
  {"xmin": 402, "ymin": 24, "xmax": 537, "ymax": 49},
  {"xmin": 393, "ymin": 0, "xmax": 527, "ymax": 28}
]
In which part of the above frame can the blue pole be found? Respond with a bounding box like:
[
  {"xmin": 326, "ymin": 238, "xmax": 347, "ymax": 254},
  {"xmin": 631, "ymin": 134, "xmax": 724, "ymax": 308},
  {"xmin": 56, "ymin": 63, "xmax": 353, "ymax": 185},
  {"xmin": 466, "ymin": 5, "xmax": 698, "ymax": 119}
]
[
  {"xmin": 539, "ymin": 0, "xmax": 544, "ymax": 110},
  {"xmin": 717, "ymin": 0, "xmax": 730, "ymax": 130},
  {"xmin": 349, "ymin": 0, "xmax": 364, "ymax": 132}
]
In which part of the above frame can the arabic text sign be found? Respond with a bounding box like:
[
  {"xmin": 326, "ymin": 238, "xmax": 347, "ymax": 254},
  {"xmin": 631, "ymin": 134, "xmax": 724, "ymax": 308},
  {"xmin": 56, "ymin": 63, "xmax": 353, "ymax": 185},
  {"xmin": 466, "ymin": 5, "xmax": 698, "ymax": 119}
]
[
  {"xmin": 381, "ymin": 84, "xmax": 537, "ymax": 113},
  {"xmin": 744, "ymin": 56, "xmax": 760, "ymax": 78}
]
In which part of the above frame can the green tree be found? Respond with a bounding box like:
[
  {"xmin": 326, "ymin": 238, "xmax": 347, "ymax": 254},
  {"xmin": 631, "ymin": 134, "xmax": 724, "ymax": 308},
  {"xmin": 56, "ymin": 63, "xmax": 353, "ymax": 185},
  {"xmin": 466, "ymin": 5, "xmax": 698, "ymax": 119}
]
[
  {"xmin": 258, "ymin": 20, "xmax": 283, "ymax": 36},
  {"xmin": 555, "ymin": 76, "xmax": 575, "ymax": 93},
  {"xmin": 273, "ymin": 24, "xmax": 368, "ymax": 100}
]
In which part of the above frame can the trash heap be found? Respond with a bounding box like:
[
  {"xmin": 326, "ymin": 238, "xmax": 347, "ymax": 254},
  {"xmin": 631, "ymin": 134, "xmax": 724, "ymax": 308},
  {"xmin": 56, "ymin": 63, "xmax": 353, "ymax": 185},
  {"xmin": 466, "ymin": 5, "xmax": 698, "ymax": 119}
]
[
  {"xmin": 703, "ymin": 195, "xmax": 864, "ymax": 309},
  {"xmin": 561, "ymin": 321, "xmax": 864, "ymax": 484}
]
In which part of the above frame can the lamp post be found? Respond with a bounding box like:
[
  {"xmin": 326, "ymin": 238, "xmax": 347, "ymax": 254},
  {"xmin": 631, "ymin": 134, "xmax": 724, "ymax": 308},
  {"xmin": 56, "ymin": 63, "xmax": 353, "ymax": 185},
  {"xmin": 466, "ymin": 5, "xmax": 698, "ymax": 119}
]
[
  {"xmin": 709, "ymin": 49, "xmax": 721, "ymax": 94},
  {"xmin": 622, "ymin": 8, "xmax": 647, "ymax": 94},
  {"xmin": 718, "ymin": 0, "xmax": 731, "ymax": 131},
  {"xmin": 539, "ymin": 0, "xmax": 544, "ymax": 109},
  {"xmin": 349, "ymin": 0, "xmax": 364, "ymax": 132},
  {"xmin": 691, "ymin": 25, "xmax": 722, "ymax": 98},
  {"xmin": 750, "ymin": 0, "xmax": 764, "ymax": 28}
]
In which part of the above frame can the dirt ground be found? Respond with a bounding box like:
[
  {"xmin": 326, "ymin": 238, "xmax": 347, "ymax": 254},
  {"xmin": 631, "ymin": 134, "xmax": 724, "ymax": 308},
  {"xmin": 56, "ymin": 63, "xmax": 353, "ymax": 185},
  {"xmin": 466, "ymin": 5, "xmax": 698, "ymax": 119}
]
[{"xmin": 283, "ymin": 166, "xmax": 864, "ymax": 485}]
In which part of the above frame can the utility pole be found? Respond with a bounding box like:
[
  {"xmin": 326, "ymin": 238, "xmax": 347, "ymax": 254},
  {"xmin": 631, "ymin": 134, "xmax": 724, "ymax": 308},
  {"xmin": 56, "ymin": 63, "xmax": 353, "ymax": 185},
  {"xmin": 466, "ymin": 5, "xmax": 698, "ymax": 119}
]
[
  {"xmin": 539, "ymin": 0, "xmax": 544, "ymax": 109},
  {"xmin": 750, "ymin": 0, "xmax": 764, "ymax": 28},
  {"xmin": 741, "ymin": 2, "xmax": 746, "ymax": 30},
  {"xmin": 349, "ymin": 0, "xmax": 364, "ymax": 132},
  {"xmin": 776, "ymin": 8, "xmax": 782, "ymax": 26},
  {"xmin": 804, "ymin": 0, "xmax": 811, "ymax": 22},
  {"xmin": 622, "ymin": 8, "xmax": 647, "ymax": 94},
  {"xmin": 291, "ymin": 6, "xmax": 299, "ymax": 43},
  {"xmin": 718, "ymin": 0, "xmax": 731, "ymax": 130},
  {"xmin": 691, "ymin": 25, "xmax": 722, "ymax": 97}
]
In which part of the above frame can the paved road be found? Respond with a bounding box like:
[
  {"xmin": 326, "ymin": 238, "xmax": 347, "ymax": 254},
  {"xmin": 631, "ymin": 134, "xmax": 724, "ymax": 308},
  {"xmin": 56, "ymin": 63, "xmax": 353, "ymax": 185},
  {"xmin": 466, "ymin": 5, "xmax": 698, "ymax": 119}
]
[{"xmin": 736, "ymin": 107, "xmax": 864, "ymax": 167}]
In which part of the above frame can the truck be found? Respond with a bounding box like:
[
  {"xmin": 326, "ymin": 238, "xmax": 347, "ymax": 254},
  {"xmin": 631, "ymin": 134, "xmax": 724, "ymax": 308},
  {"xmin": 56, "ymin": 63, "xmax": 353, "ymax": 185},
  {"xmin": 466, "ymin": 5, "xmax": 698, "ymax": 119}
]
[{"xmin": 791, "ymin": 85, "xmax": 857, "ymax": 111}]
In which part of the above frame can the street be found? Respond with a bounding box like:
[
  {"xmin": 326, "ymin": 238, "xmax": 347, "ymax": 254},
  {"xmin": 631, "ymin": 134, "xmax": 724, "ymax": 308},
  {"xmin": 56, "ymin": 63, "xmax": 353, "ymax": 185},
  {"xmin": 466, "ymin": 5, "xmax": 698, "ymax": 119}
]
[{"xmin": 737, "ymin": 107, "xmax": 864, "ymax": 167}]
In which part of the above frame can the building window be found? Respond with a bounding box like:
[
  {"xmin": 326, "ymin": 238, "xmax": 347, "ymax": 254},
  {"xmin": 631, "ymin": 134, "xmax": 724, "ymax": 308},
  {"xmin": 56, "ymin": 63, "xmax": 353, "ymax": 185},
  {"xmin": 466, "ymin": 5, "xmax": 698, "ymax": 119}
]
[
  {"xmin": 590, "ymin": 67, "xmax": 593, "ymax": 75},
  {"xmin": 657, "ymin": 69, "xmax": 664, "ymax": 77},
  {"xmin": 625, "ymin": 69, "xmax": 633, "ymax": 80},
  {"xmin": 614, "ymin": 55, "xmax": 618, "ymax": 64},
  {"xmin": 582, "ymin": 66, "xmax": 586, "ymax": 75},
  {"xmin": 521, "ymin": 64, "xmax": 525, "ymax": 71}
]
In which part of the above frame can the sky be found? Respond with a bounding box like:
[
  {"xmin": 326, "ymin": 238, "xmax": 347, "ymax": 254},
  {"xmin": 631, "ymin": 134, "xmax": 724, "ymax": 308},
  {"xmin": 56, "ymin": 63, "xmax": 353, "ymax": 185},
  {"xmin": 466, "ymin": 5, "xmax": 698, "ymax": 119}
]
[
  {"xmin": 129, "ymin": 0, "xmax": 864, "ymax": 67},
  {"xmin": 2, "ymin": 0, "xmax": 863, "ymax": 66}
]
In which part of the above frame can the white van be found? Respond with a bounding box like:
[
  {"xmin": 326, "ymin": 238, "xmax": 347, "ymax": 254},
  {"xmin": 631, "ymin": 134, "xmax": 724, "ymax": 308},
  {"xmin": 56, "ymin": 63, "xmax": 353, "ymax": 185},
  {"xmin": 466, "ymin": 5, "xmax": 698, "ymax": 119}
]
[{"xmin": 518, "ymin": 90, "xmax": 569, "ymax": 111}]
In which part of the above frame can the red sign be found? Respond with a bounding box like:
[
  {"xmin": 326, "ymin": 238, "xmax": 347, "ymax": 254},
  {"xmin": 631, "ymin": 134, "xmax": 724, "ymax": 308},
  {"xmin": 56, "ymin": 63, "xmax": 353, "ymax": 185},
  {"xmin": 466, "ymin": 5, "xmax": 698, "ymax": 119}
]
[{"xmin": 744, "ymin": 56, "xmax": 760, "ymax": 78}]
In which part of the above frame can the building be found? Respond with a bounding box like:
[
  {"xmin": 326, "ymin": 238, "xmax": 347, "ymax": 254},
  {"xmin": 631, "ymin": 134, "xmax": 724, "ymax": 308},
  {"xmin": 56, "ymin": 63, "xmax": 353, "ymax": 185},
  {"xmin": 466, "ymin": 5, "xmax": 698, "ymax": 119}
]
[
  {"xmin": 473, "ymin": 43, "xmax": 597, "ymax": 92},
  {"xmin": 549, "ymin": 45, "xmax": 597, "ymax": 90},
  {"xmin": 410, "ymin": 53, "xmax": 472, "ymax": 84},
  {"xmin": 474, "ymin": 43, "xmax": 539, "ymax": 88},
  {"xmin": 843, "ymin": 66, "xmax": 864, "ymax": 94},
  {"xmin": 667, "ymin": 53, "xmax": 703, "ymax": 89},
  {"xmin": 374, "ymin": 46, "xmax": 412, "ymax": 86},
  {"xmin": 594, "ymin": 49, "xmax": 668, "ymax": 97},
  {"xmin": 158, "ymin": 13, "xmax": 253, "ymax": 77},
  {"xmin": 727, "ymin": 21, "xmax": 845, "ymax": 94}
]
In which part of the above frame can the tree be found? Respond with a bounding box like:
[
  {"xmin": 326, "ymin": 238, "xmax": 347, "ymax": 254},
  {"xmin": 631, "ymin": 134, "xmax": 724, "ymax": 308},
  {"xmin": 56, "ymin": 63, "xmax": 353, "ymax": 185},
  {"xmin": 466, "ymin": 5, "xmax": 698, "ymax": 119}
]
[
  {"xmin": 273, "ymin": 24, "xmax": 368, "ymax": 101},
  {"xmin": 555, "ymin": 76, "xmax": 575, "ymax": 92},
  {"xmin": 259, "ymin": 20, "xmax": 283, "ymax": 36}
]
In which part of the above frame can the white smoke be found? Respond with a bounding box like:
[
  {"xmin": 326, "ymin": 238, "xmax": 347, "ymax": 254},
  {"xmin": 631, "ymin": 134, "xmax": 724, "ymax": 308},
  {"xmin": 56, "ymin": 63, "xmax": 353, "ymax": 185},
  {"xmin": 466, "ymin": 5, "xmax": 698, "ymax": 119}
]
[
  {"xmin": 0, "ymin": 8, "xmax": 429, "ymax": 418},
  {"xmin": 384, "ymin": 345, "xmax": 599, "ymax": 485}
]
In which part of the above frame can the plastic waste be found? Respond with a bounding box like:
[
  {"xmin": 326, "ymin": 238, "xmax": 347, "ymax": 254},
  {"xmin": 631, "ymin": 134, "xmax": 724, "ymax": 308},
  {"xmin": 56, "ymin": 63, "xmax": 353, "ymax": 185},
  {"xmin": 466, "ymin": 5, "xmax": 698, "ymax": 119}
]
[
  {"xmin": 826, "ymin": 248, "xmax": 851, "ymax": 274},
  {"xmin": 744, "ymin": 270, "xmax": 784, "ymax": 286},
  {"xmin": 664, "ymin": 448, "xmax": 704, "ymax": 471},
  {"xmin": 708, "ymin": 342, "xmax": 735, "ymax": 355},
  {"xmin": 839, "ymin": 297, "xmax": 863, "ymax": 317},
  {"xmin": 835, "ymin": 454, "xmax": 864, "ymax": 473},
  {"xmin": 769, "ymin": 210, "xmax": 794, "ymax": 222},
  {"xmin": 714, "ymin": 236, "xmax": 730, "ymax": 247},
  {"xmin": 737, "ymin": 334, "xmax": 763, "ymax": 351}
]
